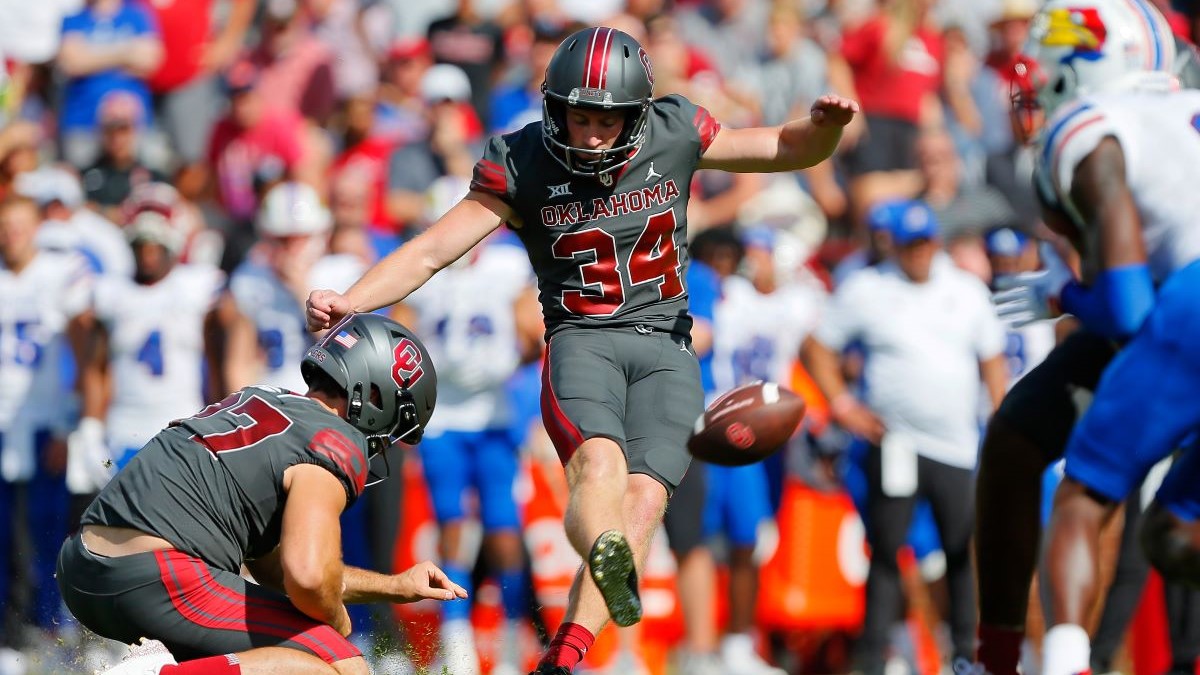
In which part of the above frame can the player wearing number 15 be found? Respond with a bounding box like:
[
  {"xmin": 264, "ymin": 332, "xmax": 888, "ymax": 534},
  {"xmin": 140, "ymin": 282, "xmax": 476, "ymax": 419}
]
[
  {"xmin": 57, "ymin": 313, "xmax": 462, "ymax": 675},
  {"xmin": 306, "ymin": 26, "xmax": 858, "ymax": 674}
]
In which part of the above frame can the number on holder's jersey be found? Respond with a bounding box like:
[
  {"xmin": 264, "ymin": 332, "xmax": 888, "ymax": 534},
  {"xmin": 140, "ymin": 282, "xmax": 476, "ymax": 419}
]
[{"xmin": 192, "ymin": 393, "xmax": 294, "ymax": 454}]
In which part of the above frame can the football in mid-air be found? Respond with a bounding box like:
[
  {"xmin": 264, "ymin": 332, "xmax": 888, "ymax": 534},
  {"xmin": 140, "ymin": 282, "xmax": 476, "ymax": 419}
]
[{"xmin": 687, "ymin": 381, "xmax": 806, "ymax": 466}]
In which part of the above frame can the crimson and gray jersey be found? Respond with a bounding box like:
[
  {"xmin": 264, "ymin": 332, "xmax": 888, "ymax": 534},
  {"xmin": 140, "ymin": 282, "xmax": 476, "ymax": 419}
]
[
  {"xmin": 81, "ymin": 386, "xmax": 370, "ymax": 573},
  {"xmin": 471, "ymin": 94, "xmax": 721, "ymax": 337}
]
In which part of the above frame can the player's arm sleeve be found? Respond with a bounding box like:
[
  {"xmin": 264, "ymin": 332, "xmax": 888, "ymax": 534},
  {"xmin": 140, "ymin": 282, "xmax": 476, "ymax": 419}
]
[
  {"xmin": 1059, "ymin": 266, "xmax": 1155, "ymax": 341},
  {"xmin": 303, "ymin": 428, "xmax": 370, "ymax": 505},
  {"xmin": 469, "ymin": 134, "xmax": 517, "ymax": 206}
]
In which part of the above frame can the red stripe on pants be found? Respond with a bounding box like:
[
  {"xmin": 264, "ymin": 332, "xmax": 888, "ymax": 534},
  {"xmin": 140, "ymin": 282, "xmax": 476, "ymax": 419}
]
[
  {"xmin": 540, "ymin": 350, "xmax": 585, "ymax": 463},
  {"xmin": 154, "ymin": 551, "xmax": 357, "ymax": 663}
]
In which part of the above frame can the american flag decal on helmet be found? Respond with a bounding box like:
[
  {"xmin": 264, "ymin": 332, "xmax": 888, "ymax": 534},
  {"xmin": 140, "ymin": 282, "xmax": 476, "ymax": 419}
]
[{"xmin": 332, "ymin": 331, "xmax": 358, "ymax": 349}]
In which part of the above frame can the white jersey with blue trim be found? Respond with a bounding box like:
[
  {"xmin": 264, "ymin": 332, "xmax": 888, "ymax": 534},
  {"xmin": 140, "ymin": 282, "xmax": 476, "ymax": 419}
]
[
  {"xmin": 229, "ymin": 254, "xmax": 365, "ymax": 393},
  {"xmin": 405, "ymin": 239, "xmax": 534, "ymax": 433},
  {"xmin": 711, "ymin": 275, "xmax": 824, "ymax": 394},
  {"xmin": 0, "ymin": 251, "xmax": 92, "ymax": 479},
  {"xmin": 93, "ymin": 264, "xmax": 224, "ymax": 455},
  {"xmin": 1039, "ymin": 89, "xmax": 1200, "ymax": 282}
]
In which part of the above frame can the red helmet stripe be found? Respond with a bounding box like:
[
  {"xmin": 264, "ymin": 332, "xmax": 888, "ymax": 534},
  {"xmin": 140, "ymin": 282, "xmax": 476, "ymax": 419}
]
[
  {"xmin": 583, "ymin": 27, "xmax": 614, "ymax": 90},
  {"xmin": 597, "ymin": 28, "xmax": 614, "ymax": 89}
]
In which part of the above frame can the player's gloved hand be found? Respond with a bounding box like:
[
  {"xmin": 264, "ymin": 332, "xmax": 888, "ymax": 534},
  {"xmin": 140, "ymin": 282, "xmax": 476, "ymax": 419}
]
[
  {"xmin": 66, "ymin": 417, "xmax": 115, "ymax": 494},
  {"xmin": 991, "ymin": 249, "xmax": 1076, "ymax": 329},
  {"xmin": 393, "ymin": 560, "xmax": 470, "ymax": 604}
]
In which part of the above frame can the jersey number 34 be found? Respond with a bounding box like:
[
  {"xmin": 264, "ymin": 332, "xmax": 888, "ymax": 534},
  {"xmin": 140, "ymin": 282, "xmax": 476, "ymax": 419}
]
[{"xmin": 551, "ymin": 208, "xmax": 684, "ymax": 316}]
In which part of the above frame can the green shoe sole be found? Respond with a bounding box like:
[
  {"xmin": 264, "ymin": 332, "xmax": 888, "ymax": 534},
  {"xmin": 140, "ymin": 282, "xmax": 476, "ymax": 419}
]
[{"xmin": 588, "ymin": 530, "xmax": 642, "ymax": 627}]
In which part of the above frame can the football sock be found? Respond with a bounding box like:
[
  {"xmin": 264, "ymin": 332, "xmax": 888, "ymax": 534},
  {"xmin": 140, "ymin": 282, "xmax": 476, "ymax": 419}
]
[
  {"xmin": 442, "ymin": 563, "xmax": 474, "ymax": 622},
  {"xmin": 538, "ymin": 622, "xmax": 594, "ymax": 670},
  {"xmin": 161, "ymin": 654, "xmax": 240, "ymax": 673},
  {"xmin": 497, "ymin": 568, "xmax": 529, "ymax": 619},
  {"xmin": 977, "ymin": 623, "xmax": 1023, "ymax": 675}
]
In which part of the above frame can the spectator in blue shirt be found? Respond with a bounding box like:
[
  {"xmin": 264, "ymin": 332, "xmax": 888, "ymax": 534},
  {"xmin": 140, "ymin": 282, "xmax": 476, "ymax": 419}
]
[{"xmin": 57, "ymin": 0, "xmax": 162, "ymax": 168}]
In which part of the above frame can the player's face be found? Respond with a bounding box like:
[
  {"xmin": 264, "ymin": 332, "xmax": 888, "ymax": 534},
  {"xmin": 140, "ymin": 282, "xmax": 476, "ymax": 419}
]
[
  {"xmin": 895, "ymin": 238, "xmax": 938, "ymax": 283},
  {"xmin": 565, "ymin": 107, "xmax": 625, "ymax": 154},
  {"xmin": 132, "ymin": 240, "xmax": 174, "ymax": 285},
  {"xmin": 266, "ymin": 233, "xmax": 325, "ymax": 275},
  {"xmin": 0, "ymin": 201, "xmax": 40, "ymax": 266}
]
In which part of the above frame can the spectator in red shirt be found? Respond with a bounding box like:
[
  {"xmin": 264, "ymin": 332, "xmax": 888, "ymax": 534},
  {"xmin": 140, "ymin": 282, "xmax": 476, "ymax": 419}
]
[
  {"xmin": 839, "ymin": 0, "xmax": 944, "ymax": 226},
  {"xmin": 331, "ymin": 93, "xmax": 396, "ymax": 238},
  {"xmin": 144, "ymin": 0, "xmax": 254, "ymax": 168}
]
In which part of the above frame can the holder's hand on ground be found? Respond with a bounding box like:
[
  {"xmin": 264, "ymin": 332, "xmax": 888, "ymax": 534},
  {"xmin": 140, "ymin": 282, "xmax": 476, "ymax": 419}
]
[
  {"xmin": 393, "ymin": 561, "xmax": 469, "ymax": 603},
  {"xmin": 306, "ymin": 289, "xmax": 353, "ymax": 332}
]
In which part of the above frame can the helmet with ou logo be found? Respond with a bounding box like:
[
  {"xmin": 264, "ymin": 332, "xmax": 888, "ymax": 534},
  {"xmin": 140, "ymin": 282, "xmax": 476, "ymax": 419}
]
[
  {"xmin": 1014, "ymin": 0, "xmax": 1175, "ymax": 130},
  {"xmin": 256, "ymin": 182, "xmax": 332, "ymax": 238},
  {"xmin": 541, "ymin": 27, "xmax": 655, "ymax": 182},
  {"xmin": 301, "ymin": 313, "xmax": 437, "ymax": 447}
]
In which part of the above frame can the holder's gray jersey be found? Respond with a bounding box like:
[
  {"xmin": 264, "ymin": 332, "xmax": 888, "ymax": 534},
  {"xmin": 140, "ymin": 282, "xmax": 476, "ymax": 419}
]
[
  {"xmin": 470, "ymin": 94, "xmax": 721, "ymax": 338},
  {"xmin": 81, "ymin": 386, "xmax": 370, "ymax": 573}
]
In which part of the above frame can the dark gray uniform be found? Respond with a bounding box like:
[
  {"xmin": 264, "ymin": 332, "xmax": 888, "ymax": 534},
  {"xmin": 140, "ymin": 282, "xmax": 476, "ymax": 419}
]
[
  {"xmin": 471, "ymin": 95, "xmax": 719, "ymax": 491},
  {"xmin": 57, "ymin": 386, "xmax": 369, "ymax": 663}
]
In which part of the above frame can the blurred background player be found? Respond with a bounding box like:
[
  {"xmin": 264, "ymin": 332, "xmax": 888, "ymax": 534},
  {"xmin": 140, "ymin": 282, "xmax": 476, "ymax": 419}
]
[
  {"xmin": 397, "ymin": 226, "xmax": 541, "ymax": 675},
  {"xmin": 984, "ymin": 226, "xmax": 1059, "ymax": 386},
  {"xmin": 708, "ymin": 226, "xmax": 824, "ymax": 675},
  {"xmin": 803, "ymin": 200, "xmax": 1007, "ymax": 674},
  {"xmin": 969, "ymin": 2, "xmax": 1195, "ymax": 667},
  {"xmin": 221, "ymin": 181, "xmax": 364, "ymax": 393},
  {"xmin": 992, "ymin": 2, "xmax": 1200, "ymax": 673},
  {"xmin": 67, "ymin": 188, "xmax": 227, "ymax": 495},
  {"xmin": 0, "ymin": 194, "xmax": 93, "ymax": 665}
]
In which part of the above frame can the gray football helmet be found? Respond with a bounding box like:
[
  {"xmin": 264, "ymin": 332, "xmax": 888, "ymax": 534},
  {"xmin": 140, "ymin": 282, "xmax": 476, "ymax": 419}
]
[
  {"xmin": 301, "ymin": 313, "xmax": 437, "ymax": 446},
  {"xmin": 542, "ymin": 27, "xmax": 654, "ymax": 180}
]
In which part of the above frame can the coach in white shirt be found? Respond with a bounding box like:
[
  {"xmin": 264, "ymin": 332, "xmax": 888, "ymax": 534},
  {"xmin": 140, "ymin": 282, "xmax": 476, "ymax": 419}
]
[{"xmin": 802, "ymin": 199, "xmax": 1008, "ymax": 675}]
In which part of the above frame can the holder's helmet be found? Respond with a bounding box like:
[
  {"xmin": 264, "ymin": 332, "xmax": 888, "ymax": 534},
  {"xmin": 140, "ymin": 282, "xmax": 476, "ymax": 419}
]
[{"xmin": 301, "ymin": 313, "xmax": 437, "ymax": 447}]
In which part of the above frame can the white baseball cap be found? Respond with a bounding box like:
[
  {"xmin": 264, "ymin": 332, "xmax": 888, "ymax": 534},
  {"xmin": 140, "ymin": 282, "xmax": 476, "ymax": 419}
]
[
  {"xmin": 420, "ymin": 64, "xmax": 472, "ymax": 103},
  {"xmin": 257, "ymin": 182, "xmax": 331, "ymax": 237}
]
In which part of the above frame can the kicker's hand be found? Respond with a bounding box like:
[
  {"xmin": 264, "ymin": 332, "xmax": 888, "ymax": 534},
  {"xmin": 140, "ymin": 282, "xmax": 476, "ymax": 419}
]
[{"xmin": 810, "ymin": 94, "xmax": 860, "ymax": 128}]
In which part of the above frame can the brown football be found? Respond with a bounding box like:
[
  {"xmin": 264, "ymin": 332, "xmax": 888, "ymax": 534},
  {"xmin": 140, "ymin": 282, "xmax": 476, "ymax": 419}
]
[{"xmin": 687, "ymin": 381, "xmax": 806, "ymax": 466}]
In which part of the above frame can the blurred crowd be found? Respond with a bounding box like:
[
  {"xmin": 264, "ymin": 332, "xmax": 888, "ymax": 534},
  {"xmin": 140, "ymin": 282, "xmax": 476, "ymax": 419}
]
[{"xmin": 2, "ymin": 0, "xmax": 1197, "ymax": 674}]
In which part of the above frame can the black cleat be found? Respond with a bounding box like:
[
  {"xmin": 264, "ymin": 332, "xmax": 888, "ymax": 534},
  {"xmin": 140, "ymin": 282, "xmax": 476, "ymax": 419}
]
[
  {"xmin": 529, "ymin": 667, "xmax": 572, "ymax": 674},
  {"xmin": 588, "ymin": 529, "xmax": 642, "ymax": 627}
]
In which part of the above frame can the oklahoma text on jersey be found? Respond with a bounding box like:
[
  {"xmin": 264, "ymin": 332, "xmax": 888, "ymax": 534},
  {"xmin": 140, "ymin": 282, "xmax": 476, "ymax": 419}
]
[{"xmin": 539, "ymin": 179, "xmax": 681, "ymax": 228}]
